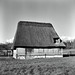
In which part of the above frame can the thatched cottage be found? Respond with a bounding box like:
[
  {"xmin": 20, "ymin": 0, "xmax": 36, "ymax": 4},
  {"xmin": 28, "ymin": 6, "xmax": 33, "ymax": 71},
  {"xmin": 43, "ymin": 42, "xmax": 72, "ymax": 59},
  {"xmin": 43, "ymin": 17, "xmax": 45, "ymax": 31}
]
[{"xmin": 12, "ymin": 21, "xmax": 65, "ymax": 59}]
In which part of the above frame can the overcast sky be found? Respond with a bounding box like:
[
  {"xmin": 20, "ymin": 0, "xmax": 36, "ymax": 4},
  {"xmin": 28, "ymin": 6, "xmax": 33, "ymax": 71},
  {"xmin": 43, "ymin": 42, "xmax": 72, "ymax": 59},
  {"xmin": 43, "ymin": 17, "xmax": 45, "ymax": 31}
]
[{"xmin": 0, "ymin": 0, "xmax": 75, "ymax": 42}]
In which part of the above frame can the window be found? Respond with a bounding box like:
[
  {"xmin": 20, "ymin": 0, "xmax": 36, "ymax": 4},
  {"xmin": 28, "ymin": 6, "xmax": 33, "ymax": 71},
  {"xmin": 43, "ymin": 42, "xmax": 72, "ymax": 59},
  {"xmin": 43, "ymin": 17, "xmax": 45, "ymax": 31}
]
[
  {"xmin": 53, "ymin": 38, "xmax": 59, "ymax": 43},
  {"xmin": 53, "ymin": 38, "xmax": 61, "ymax": 44},
  {"xmin": 38, "ymin": 49, "xmax": 43, "ymax": 53}
]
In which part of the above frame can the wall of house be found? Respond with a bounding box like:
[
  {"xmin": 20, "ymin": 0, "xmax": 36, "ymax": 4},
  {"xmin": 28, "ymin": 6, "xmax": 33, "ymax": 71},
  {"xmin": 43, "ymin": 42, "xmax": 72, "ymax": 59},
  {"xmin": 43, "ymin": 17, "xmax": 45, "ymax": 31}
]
[
  {"xmin": 13, "ymin": 48, "xmax": 63, "ymax": 59},
  {"xmin": 30, "ymin": 48, "xmax": 63, "ymax": 58},
  {"xmin": 13, "ymin": 48, "xmax": 25, "ymax": 59}
]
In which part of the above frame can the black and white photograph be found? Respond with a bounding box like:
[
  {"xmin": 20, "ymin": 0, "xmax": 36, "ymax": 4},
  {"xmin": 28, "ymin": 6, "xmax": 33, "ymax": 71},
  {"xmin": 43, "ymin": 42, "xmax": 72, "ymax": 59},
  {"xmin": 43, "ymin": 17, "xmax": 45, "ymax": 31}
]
[{"xmin": 0, "ymin": 0, "xmax": 75, "ymax": 75}]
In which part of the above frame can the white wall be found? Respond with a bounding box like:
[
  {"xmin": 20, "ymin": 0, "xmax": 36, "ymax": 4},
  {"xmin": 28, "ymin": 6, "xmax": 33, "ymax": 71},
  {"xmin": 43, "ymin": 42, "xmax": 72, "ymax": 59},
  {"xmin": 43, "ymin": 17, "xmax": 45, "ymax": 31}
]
[
  {"xmin": 13, "ymin": 50, "xmax": 16, "ymax": 59},
  {"xmin": 33, "ymin": 48, "xmax": 62, "ymax": 55},
  {"xmin": 13, "ymin": 48, "xmax": 63, "ymax": 59},
  {"xmin": 13, "ymin": 48, "xmax": 25, "ymax": 59}
]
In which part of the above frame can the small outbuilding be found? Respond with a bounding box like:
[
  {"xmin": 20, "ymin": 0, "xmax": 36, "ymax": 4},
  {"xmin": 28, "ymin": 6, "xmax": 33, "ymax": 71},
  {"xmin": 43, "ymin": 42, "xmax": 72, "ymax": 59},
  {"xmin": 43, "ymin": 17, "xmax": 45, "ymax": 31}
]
[
  {"xmin": 0, "ymin": 43, "xmax": 13, "ymax": 57},
  {"xmin": 12, "ymin": 21, "xmax": 65, "ymax": 59}
]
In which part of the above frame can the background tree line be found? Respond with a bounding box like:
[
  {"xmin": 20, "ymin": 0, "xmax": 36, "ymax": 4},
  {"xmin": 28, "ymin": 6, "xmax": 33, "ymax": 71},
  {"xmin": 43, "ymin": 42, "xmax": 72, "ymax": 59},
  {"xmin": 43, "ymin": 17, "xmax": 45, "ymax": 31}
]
[
  {"xmin": 0, "ymin": 43, "xmax": 13, "ymax": 50},
  {"xmin": 63, "ymin": 39, "xmax": 75, "ymax": 49}
]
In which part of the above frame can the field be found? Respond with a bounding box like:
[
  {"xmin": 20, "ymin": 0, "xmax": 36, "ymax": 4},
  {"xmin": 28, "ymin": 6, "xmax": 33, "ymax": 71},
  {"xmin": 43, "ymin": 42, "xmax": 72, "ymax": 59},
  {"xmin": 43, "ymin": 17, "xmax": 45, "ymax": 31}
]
[{"xmin": 0, "ymin": 57, "xmax": 75, "ymax": 75}]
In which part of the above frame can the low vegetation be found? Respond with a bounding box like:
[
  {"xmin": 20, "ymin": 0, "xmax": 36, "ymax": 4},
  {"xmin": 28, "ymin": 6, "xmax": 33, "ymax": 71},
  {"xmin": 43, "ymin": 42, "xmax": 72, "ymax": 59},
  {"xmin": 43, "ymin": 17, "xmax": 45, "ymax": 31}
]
[
  {"xmin": 63, "ymin": 39, "xmax": 75, "ymax": 49},
  {"xmin": 0, "ymin": 57, "xmax": 75, "ymax": 75}
]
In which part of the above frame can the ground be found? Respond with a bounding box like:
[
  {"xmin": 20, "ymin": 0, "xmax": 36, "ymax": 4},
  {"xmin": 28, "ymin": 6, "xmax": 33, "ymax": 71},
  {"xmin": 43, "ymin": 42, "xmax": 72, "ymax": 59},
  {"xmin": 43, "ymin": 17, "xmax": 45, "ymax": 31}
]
[{"xmin": 0, "ymin": 57, "xmax": 75, "ymax": 75}]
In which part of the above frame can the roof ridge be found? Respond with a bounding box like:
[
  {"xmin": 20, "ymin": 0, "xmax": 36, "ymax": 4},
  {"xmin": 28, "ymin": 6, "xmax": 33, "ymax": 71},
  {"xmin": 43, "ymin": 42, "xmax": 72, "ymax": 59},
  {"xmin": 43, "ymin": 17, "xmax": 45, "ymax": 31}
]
[{"xmin": 18, "ymin": 21, "xmax": 53, "ymax": 27}]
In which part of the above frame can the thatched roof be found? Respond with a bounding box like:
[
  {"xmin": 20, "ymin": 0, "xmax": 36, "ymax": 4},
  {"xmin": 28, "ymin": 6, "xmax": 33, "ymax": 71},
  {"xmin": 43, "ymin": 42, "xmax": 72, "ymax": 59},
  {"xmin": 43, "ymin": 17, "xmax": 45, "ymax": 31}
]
[{"xmin": 12, "ymin": 21, "xmax": 65, "ymax": 49}]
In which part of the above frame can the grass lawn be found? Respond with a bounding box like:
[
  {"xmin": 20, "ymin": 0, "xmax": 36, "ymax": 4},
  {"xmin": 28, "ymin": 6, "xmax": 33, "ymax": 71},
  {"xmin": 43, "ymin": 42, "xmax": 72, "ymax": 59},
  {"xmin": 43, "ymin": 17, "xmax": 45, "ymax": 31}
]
[{"xmin": 0, "ymin": 57, "xmax": 75, "ymax": 75}]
